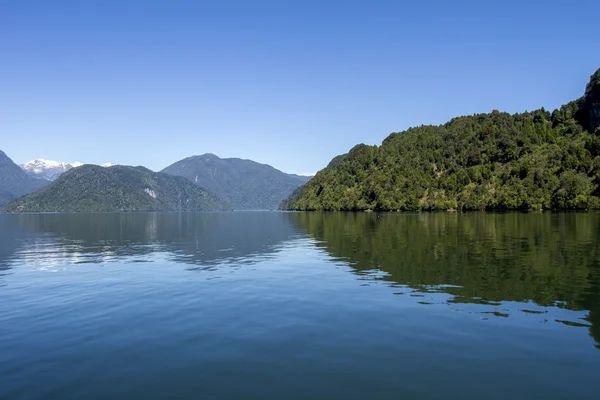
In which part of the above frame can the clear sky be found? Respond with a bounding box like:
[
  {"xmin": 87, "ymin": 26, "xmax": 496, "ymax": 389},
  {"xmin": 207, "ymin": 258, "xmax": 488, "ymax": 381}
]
[{"xmin": 2, "ymin": 0, "xmax": 599, "ymax": 175}]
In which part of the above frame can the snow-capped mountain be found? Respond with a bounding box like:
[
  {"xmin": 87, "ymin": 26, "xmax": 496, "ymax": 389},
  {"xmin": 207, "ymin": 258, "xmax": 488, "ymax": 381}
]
[
  {"xmin": 20, "ymin": 159, "xmax": 117, "ymax": 180},
  {"xmin": 20, "ymin": 159, "xmax": 84, "ymax": 181}
]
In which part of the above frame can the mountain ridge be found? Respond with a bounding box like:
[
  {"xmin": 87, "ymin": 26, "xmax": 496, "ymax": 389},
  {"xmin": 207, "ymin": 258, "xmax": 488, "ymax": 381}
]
[
  {"xmin": 4, "ymin": 164, "xmax": 230, "ymax": 213},
  {"xmin": 21, "ymin": 159, "xmax": 114, "ymax": 180},
  {"xmin": 161, "ymin": 154, "xmax": 310, "ymax": 210},
  {"xmin": 0, "ymin": 150, "xmax": 50, "ymax": 207},
  {"xmin": 21, "ymin": 159, "xmax": 83, "ymax": 181}
]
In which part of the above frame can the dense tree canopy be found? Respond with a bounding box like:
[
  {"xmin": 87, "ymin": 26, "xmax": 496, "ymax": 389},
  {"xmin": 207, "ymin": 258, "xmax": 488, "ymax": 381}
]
[
  {"xmin": 3, "ymin": 165, "xmax": 230, "ymax": 212},
  {"xmin": 282, "ymin": 68, "xmax": 600, "ymax": 212}
]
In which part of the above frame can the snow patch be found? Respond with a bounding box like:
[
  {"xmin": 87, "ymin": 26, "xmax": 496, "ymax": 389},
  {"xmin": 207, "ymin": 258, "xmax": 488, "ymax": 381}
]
[
  {"xmin": 20, "ymin": 159, "xmax": 114, "ymax": 180},
  {"xmin": 20, "ymin": 159, "xmax": 84, "ymax": 181}
]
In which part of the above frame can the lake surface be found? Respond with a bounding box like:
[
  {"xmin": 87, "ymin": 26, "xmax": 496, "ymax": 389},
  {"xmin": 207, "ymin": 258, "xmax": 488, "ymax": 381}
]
[{"xmin": 0, "ymin": 211, "xmax": 599, "ymax": 399}]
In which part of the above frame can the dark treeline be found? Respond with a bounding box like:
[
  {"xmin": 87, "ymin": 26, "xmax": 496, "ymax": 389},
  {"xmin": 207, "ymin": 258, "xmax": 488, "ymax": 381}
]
[{"xmin": 282, "ymin": 68, "xmax": 600, "ymax": 211}]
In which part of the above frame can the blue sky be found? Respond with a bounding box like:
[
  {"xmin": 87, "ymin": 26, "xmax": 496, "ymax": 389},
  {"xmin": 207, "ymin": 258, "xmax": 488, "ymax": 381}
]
[{"xmin": 2, "ymin": 0, "xmax": 599, "ymax": 175}]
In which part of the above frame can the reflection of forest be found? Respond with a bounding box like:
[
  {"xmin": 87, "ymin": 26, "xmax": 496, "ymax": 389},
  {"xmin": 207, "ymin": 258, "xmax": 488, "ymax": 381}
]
[
  {"xmin": 0, "ymin": 212, "xmax": 303, "ymax": 268},
  {"xmin": 1, "ymin": 211, "xmax": 598, "ymax": 349},
  {"xmin": 289, "ymin": 211, "xmax": 600, "ymax": 349}
]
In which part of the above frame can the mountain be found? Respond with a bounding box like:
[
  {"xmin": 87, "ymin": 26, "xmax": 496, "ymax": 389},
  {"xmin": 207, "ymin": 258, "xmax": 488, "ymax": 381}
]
[
  {"xmin": 161, "ymin": 154, "xmax": 310, "ymax": 210},
  {"xmin": 21, "ymin": 159, "xmax": 83, "ymax": 181},
  {"xmin": 281, "ymin": 67, "xmax": 600, "ymax": 211},
  {"xmin": 3, "ymin": 164, "xmax": 230, "ymax": 212},
  {"xmin": 0, "ymin": 150, "xmax": 49, "ymax": 207},
  {"xmin": 21, "ymin": 159, "xmax": 116, "ymax": 180}
]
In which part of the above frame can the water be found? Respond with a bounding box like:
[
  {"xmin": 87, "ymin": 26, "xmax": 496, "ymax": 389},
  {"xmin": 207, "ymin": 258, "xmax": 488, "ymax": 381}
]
[{"xmin": 0, "ymin": 211, "xmax": 599, "ymax": 399}]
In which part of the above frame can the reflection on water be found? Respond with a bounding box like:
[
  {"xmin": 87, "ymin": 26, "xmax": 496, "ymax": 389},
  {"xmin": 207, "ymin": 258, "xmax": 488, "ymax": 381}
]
[
  {"xmin": 1, "ymin": 211, "xmax": 600, "ymax": 350},
  {"xmin": 290, "ymin": 212, "xmax": 600, "ymax": 349},
  {"xmin": 0, "ymin": 212, "xmax": 303, "ymax": 270},
  {"xmin": 0, "ymin": 211, "xmax": 599, "ymax": 399}
]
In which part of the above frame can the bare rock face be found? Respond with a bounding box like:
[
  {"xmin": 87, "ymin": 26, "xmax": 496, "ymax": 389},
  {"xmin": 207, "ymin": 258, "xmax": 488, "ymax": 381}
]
[{"xmin": 584, "ymin": 68, "xmax": 600, "ymax": 132}]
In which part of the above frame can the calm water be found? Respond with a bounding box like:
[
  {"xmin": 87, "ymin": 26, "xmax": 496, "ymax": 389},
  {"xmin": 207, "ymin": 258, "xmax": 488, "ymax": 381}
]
[{"xmin": 1, "ymin": 211, "xmax": 599, "ymax": 399}]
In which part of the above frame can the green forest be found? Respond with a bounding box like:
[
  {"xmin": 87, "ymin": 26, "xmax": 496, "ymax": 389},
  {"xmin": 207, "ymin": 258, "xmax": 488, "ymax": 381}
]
[
  {"xmin": 161, "ymin": 153, "xmax": 309, "ymax": 210},
  {"xmin": 3, "ymin": 165, "xmax": 230, "ymax": 212},
  {"xmin": 281, "ymin": 68, "xmax": 600, "ymax": 211}
]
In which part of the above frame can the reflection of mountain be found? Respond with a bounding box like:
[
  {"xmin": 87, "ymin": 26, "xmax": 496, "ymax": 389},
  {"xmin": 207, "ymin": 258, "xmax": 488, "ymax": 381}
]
[
  {"xmin": 0, "ymin": 222, "xmax": 24, "ymax": 273},
  {"xmin": 151, "ymin": 212, "xmax": 303, "ymax": 267},
  {"xmin": 0, "ymin": 212, "xmax": 303, "ymax": 270},
  {"xmin": 289, "ymin": 211, "xmax": 600, "ymax": 349}
]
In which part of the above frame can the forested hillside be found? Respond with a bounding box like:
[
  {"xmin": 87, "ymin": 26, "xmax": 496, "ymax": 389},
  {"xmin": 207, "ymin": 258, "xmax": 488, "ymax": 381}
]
[
  {"xmin": 282, "ymin": 68, "xmax": 600, "ymax": 211},
  {"xmin": 162, "ymin": 153, "xmax": 309, "ymax": 210},
  {"xmin": 4, "ymin": 165, "xmax": 230, "ymax": 212}
]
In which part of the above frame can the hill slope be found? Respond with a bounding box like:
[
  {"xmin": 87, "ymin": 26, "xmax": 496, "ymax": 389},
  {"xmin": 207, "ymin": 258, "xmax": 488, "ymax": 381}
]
[
  {"xmin": 281, "ymin": 68, "xmax": 600, "ymax": 211},
  {"xmin": 4, "ymin": 165, "xmax": 230, "ymax": 212},
  {"xmin": 0, "ymin": 150, "xmax": 49, "ymax": 207},
  {"xmin": 161, "ymin": 154, "xmax": 310, "ymax": 210}
]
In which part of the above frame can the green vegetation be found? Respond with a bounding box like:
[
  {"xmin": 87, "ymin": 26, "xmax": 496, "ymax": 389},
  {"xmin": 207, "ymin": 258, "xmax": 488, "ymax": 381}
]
[
  {"xmin": 282, "ymin": 68, "xmax": 600, "ymax": 211},
  {"xmin": 0, "ymin": 150, "xmax": 49, "ymax": 207},
  {"xmin": 162, "ymin": 153, "xmax": 309, "ymax": 210},
  {"xmin": 3, "ymin": 165, "xmax": 230, "ymax": 212}
]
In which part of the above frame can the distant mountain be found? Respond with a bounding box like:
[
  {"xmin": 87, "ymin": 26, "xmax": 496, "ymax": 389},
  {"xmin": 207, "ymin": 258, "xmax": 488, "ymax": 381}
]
[
  {"xmin": 21, "ymin": 159, "xmax": 84, "ymax": 181},
  {"xmin": 21, "ymin": 159, "xmax": 115, "ymax": 180},
  {"xmin": 161, "ymin": 154, "xmax": 311, "ymax": 210},
  {"xmin": 4, "ymin": 164, "xmax": 230, "ymax": 212},
  {"xmin": 0, "ymin": 150, "xmax": 49, "ymax": 207}
]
